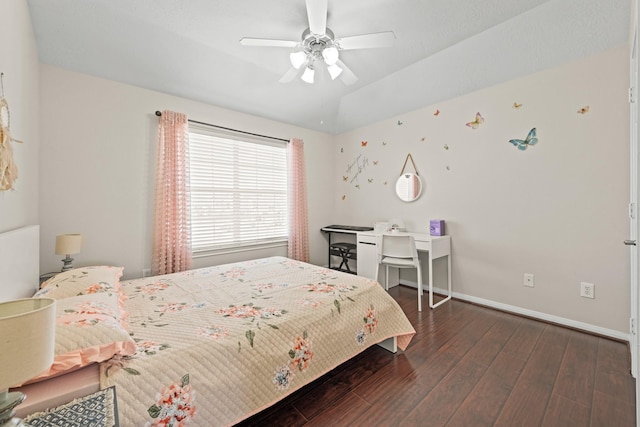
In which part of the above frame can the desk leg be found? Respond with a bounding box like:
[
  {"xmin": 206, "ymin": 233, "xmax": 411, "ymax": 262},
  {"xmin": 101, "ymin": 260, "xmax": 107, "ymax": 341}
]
[
  {"xmin": 327, "ymin": 233, "xmax": 332, "ymax": 269},
  {"xmin": 429, "ymin": 254, "xmax": 452, "ymax": 309},
  {"xmin": 428, "ymin": 253, "xmax": 434, "ymax": 306},
  {"xmin": 448, "ymin": 255, "xmax": 452, "ymax": 298}
]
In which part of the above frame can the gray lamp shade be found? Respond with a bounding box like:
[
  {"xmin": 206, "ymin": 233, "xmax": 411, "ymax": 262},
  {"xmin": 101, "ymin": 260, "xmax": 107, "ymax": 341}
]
[{"xmin": 0, "ymin": 298, "xmax": 56, "ymax": 389}]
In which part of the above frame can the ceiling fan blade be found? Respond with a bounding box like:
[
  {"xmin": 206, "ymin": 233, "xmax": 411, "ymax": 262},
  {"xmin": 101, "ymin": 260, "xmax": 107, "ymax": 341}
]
[
  {"xmin": 279, "ymin": 67, "xmax": 301, "ymax": 83},
  {"xmin": 306, "ymin": 0, "xmax": 327, "ymax": 35},
  {"xmin": 337, "ymin": 31, "xmax": 396, "ymax": 50},
  {"xmin": 279, "ymin": 58, "xmax": 310, "ymax": 83},
  {"xmin": 336, "ymin": 59, "xmax": 358, "ymax": 85},
  {"xmin": 240, "ymin": 38, "xmax": 298, "ymax": 48}
]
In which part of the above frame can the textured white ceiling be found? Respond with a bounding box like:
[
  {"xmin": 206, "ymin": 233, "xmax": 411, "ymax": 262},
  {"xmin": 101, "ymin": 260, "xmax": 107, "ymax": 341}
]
[{"xmin": 27, "ymin": 0, "xmax": 630, "ymax": 134}]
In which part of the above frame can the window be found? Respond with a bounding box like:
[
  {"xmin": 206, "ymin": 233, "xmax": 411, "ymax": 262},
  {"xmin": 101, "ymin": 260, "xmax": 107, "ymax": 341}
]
[{"xmin": 188, "ymin": 124, "xmax": 288, "ymax": 254}]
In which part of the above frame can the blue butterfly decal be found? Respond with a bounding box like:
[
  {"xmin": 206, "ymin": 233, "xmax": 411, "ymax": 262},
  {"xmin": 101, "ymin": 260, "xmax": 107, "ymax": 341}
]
[{"xmin": 509, "ymin": 128, "xmax": 538, "ymax": 151}]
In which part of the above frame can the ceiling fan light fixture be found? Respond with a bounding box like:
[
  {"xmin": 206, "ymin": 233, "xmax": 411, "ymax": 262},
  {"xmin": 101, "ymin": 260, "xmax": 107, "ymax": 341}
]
[
  {"xmin": 327, "ymin": 63, "xmax": 343, "ymax": 80},
  {"xmin": 241, "ymin": 1, "xmax": 393, "ymax": 86},
  {"xmin": 290, "ymin": 51, "xmax": 307, "ymax": 69},
  {"xmin": 301, "ymin": 66, "xmax": 315, "ymax": 83},
  {"xmin": 322, "ymin": 46, "xmax": 339, "ymax": 65}
]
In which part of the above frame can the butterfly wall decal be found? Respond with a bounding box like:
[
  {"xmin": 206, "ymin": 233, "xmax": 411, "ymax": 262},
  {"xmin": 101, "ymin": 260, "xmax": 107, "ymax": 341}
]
[
  {"xmin": 342, "ymin": 176, "xmax": 348, "ymax": 182},
  {"xmin": 382, "ymin": 141, "xmax": 387, "ymax": 146},
  {"xmin": 368, "ymin": 178, "xmax": 373, "ymax": 183},
  {"xmin": 466, "ymin": 112, "xmax": 484, "ymax": 129},
  {"xmin": 509, "ymin": 128, "xmax": 538, "ymax": 151},
  {"xmin": 443, "ymin": 144, "xmax": 449, "ymax": 150},
  {"xmin": 397, "ymin": 120, "xmax": 403, "ymax": 126},
  {"xmin": 577, "ymin": 106, "xmax": 590, "ymax": 114},
  {"xmin": 340, "ymin": 148, "xmax": 343, "ymax": 153},
  {"xmin": 434, "ymin": 109, "xmax": 440, "ymax": 117},
  {"xmin": 341, "ymin": 195, "xmax": 346, "ymax": 200},
  {"xmin": 421, "ymin": 137, "xmax": 426, "ymax": 142},
  {"xmin": 361, "ymin": 141, "xmax": 368, "ymax": 147},
  {"xmin": 513, "ymin": 102, "xmax": 523, "ymax": 110},
  {"xmin": 373, "ymin": 160, "xmax": 378, "ymax": 166}
]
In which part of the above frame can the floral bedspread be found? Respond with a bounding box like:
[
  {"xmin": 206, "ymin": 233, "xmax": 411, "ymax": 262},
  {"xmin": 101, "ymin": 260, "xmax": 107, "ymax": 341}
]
[{"xmin": 100, "ymin": 256, "xmax": 415, "ymax": 426}]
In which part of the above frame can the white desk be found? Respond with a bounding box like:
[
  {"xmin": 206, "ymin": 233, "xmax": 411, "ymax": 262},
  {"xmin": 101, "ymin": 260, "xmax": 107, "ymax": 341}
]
[
  {"xmin": 356, "ymin": 231, "xmax": 452, "ymax": 307},
  {"xmin": 320, "ymin": 225, "xmax": 374, "ymax": 273}
]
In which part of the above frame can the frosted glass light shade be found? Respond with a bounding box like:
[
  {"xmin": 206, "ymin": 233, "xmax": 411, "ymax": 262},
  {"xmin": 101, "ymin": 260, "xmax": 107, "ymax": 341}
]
[
  {"xmin": 0, "ymin": 298, "xmax": 56, "ymax": 389},
  {"xmin": 327, "ymin": 63, "xmax": 343, "ymax": 80},
  {"xmin": 301, "ymin": 66, "xmax": 315, "ymax": 84},
  {"xmin": 322, "ymin": 47, "xmax": 339, "ymax": 65},
  {"xmin": 289, "ymin": 51, "xmax": 307, "ymax": 69},
  {"xmin": 55, "ymin": 234, "xmax": 82, "ymax": 255}
]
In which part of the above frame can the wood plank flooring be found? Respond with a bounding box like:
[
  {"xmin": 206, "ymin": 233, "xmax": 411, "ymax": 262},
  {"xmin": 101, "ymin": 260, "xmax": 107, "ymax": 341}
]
[{"xmin": 237, "ymin": 286, "xmax": 636, "ymax": 426}]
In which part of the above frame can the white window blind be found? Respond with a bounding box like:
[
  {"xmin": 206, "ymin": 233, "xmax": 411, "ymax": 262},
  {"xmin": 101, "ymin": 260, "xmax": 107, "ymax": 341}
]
[{"xmin": 189, "ymin": 125, "xmax": 288, "ymax": 253}]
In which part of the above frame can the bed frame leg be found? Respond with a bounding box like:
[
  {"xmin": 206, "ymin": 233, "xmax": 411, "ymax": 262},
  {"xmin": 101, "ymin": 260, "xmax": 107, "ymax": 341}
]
[{"xmin": 376, "ymin": 336, "xmax": 398, "ymax": 353}]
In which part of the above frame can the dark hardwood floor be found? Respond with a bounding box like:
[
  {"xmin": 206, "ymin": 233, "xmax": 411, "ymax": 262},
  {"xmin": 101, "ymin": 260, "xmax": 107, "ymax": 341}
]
[{"xmin": 237, "ymin": 285, "xmax": 636, "ymax": 426}]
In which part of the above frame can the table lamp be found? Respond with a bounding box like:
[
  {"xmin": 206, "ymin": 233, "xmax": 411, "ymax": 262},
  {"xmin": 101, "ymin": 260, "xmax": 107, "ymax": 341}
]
[
  {"xmin": 55, "ymin": 234, "xmax": 82, "ymax": 271},
  {"xmin": 0, "ymin": 298, "xmax": 56, "ymax": 427}
]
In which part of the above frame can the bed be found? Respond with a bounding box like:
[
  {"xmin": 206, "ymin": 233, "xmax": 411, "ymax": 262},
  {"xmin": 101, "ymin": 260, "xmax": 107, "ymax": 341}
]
[{"xmin": 13, "ymin": 247, "xmax": 414, "ymax": 426}]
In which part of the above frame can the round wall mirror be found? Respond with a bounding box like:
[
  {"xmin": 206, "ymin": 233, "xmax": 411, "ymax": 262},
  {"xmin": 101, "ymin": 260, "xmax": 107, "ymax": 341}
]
[{"xmin": 395, "ymin": 173, "xmax": 422, "ymax": 202}]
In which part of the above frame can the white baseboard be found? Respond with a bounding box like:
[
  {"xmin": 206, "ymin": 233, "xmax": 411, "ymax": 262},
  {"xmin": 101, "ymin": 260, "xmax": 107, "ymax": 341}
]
[{"xmin": 399, "ymin": 280, "xmax": 629, "ymax": 342}]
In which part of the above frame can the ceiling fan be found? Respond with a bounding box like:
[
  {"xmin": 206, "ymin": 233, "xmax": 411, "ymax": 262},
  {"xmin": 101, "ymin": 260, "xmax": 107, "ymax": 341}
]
[{"xmin": 240, "ymin": 0, "xmax": 395, "ymax": 85}]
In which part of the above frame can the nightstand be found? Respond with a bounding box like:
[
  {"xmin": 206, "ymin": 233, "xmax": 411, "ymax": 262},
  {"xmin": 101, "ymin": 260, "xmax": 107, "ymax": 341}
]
[
  {"xmin": 22, "ymin": 386, "xmax": 119, "ymax": 427},
  {"xmin": 38, "ymin": 272, "xmax": 59, "ymax": 287}
]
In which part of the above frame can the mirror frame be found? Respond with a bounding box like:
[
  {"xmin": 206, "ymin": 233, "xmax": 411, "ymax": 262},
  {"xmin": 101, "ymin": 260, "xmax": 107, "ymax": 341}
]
[{"xmin": 395, "ymin": 172, "xmax": 422, "ymax": 202}]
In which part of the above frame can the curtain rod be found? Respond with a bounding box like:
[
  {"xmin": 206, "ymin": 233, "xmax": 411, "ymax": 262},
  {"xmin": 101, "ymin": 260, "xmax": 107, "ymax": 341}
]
[{"xmin": 155, "ymin": 111, "xmax": 289, "ymax": 143}]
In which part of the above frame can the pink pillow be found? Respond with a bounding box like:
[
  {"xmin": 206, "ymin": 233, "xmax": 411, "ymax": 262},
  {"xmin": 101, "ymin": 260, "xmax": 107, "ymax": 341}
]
[{"xmin": 25, "ymin": 292, "xmax": 135, "ymax": 384}]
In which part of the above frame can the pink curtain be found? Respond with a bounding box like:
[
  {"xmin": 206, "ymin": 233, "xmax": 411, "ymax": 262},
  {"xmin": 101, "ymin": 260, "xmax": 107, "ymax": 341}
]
[
  {"xmin": 287, "ymin": 138, "xmax": 310, "ymax": 262},
  {"xmin": 152, "ymin": 110, "xmax": 193, "ymax": 275}
]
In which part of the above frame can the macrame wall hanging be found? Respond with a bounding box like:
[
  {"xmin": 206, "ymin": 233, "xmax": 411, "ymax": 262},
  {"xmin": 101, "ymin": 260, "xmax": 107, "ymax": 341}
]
[{"xmin": 0, "ymin": 73, "xmax": 22, "ymax": 191}]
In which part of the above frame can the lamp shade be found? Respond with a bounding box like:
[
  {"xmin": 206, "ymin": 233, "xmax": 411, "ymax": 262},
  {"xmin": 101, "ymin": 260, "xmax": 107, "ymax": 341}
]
[
  {"xmin": 322, "ymin": 46, "xmax": 339, "ymax": 65},
  {"xmin": 0, "ymin": 298, "xmax": 56, "ymax": 389},
  {"xmin": 55, "ymin": 234, "xmax": 82, "ymax": 256},
  {"xmin": 289, "ymin": 51, "xmax": 307, "ymax": 69},
  {"xmin": 301, "ymin": 66, "xmax": 315, "ymax": 84}
]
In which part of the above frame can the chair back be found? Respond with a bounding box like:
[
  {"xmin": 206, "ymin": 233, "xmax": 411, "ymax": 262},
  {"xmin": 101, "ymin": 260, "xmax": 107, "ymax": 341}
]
[{"xmin": 378, "ymin": 234, "xmax": 419, "ymax": 264}]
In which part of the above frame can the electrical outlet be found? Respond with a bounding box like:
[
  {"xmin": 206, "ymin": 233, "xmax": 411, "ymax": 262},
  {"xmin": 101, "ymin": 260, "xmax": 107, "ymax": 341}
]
[
  {"xmin": 524, "ymin": 273, "xmax": 534, "ymax": 288},
  {"xmin": 580, "ymin": 282, "xmax": 595, "ymax": 299},
  {"xmin": 142, "ymin": 268, "xmax": 151, "ymax": 277}
]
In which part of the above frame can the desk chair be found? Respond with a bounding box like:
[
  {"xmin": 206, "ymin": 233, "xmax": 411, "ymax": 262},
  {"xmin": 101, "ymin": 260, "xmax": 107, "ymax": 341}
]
[{"xmin": 378, "ymin": 234, "xmax": 423, "ymax": 311}]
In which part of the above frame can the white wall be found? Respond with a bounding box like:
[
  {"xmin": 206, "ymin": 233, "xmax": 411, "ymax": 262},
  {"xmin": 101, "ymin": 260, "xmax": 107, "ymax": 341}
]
[
  {"xmin": 39, "ymin": 65, "xmax": 335, "ymax": 279},
  {"xmin": 0, "ymin": 0, "xmax": 39, "ymax": 233},
  {"xmin": 333, "ymin": 47, "xmax": 630, "ymax": 334},
  {"xmin": 37, "ymin": 37, "xmax": 630, "ymax": 335}
]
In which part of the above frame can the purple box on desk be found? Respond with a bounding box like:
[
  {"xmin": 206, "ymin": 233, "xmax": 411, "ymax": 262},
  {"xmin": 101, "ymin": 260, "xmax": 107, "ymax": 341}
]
[{"xmin": 430, "ymin": 220, "xmax": 445, "ymax": 236}]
